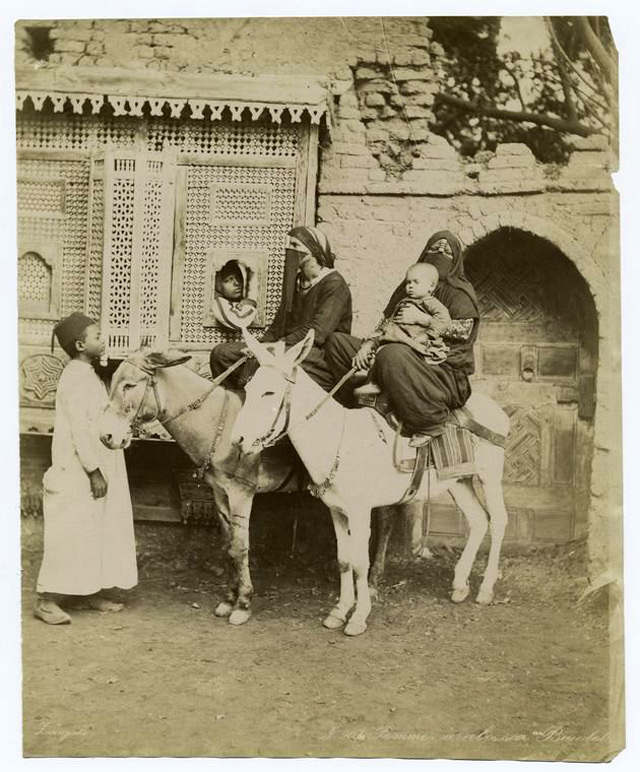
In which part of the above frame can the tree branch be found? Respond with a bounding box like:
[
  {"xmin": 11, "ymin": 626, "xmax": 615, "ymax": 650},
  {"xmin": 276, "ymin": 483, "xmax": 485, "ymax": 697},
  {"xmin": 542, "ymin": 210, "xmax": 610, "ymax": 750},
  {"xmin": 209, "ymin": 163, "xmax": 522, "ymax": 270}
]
[
  {"xmin": 434, "ymin": 92, "xmax": 601, "ymax": 137},
  {"xmin": 503, "ymin": 62, "xmax": 527, "ymax": 113},
  {"xmin": 576, "ymin": 17, "xmax": 617, "ymax": 84},
  {"xmin": 546, "ymin": 17, "xmax": 610, "ymax": 109}
]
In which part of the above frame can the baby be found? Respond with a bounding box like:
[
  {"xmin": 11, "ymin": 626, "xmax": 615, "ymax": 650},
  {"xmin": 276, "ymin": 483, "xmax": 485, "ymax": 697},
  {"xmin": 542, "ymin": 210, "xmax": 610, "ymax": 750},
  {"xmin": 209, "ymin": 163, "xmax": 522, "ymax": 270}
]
[
  {"xmin": 378, "ymin": 262, "xmax": 451, "ymax": 364},
  {"xmin": 354, "ymin": 262, "xmax": 451, "ymax": 406}
]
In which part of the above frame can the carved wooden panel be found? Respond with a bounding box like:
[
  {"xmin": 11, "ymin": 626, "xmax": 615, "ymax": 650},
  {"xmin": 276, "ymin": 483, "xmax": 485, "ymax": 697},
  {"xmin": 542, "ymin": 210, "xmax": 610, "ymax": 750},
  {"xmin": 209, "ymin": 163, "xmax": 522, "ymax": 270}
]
[
  {"xmin": 17, "ymin": 156, "xmax": 91, "ymax": 345},
  {"xmin": 503, "ymin": 405, "xmax": 546, "ymax": 486},
  {"xmin": 17, "ymin": 110, "xmax": 299, "ymax": 158},
  {"xmin": 459, "ymin": 230, "xmax": 595, "ymax": 543},
  {"xmin": 178, "ymin": 162, "xmax": 296, "ymax": 345},
  {"xmin": 101, "ymin": 151, "xmax": 176, "ymax": 356},
  {"xmin": 19, "ymin": 353, "xmax": 65, "ymax": 407}
]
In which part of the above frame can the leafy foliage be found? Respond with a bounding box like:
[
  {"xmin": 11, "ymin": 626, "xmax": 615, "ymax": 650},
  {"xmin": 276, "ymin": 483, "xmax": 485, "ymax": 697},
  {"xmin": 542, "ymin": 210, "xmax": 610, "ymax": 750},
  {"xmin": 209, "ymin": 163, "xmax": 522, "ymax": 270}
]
[{"xmin": 428, "ymin": 17, "xmax": 617, "ymax": 163}]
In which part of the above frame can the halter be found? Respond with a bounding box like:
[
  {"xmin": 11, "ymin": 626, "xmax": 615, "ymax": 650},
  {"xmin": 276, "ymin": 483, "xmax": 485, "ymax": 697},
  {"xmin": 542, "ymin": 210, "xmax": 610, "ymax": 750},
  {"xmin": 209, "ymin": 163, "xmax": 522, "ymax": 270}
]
[
  {"xmin": 124, "ymin": 362, "xmax": 164, "ymax": 430},
  {"xmin": 248, "ymin": 364, "xmax": 296, "ymax": 451},
  {"xmin": 122, "ymin": 359, "xmax": 215, "ymax": 430},
  {"xmin": 248, "ymin": 363, "xmax": 356, "ymax": 452}
]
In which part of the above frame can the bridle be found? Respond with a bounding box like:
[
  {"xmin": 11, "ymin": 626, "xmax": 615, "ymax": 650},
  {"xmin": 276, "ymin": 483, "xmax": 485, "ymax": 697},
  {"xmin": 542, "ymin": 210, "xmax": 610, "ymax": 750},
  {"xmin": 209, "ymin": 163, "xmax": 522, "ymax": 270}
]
[
  {"xmin": 247, "ymin": 362, "xmax": 356, "ymax": 452},
  {"xmin": 120, "ymin": 359, "xmax": 215, "ymax": 432},
  {"xmin": 248, "ymin": 364, "xmax": 296, "ymax": 451}
]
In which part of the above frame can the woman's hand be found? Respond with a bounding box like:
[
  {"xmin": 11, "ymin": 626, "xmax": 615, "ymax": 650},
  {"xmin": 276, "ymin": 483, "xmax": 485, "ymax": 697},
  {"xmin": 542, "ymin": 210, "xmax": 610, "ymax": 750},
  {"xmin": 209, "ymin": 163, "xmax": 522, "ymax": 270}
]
[
  {"xmin": 352, "ymin": 340, "xmax": 376, "ymax": 370},
  {"xmin": 394, "ymin": 304, "xmax": 430, "ymax": 326}
]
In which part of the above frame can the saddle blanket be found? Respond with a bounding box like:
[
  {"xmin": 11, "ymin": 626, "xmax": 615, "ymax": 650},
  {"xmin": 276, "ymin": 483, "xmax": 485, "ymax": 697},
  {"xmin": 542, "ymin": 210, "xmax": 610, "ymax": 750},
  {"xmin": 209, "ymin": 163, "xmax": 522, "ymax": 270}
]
[{"xmin": 393, "ymin": 422, "xmax": 476, "ymax": 480}]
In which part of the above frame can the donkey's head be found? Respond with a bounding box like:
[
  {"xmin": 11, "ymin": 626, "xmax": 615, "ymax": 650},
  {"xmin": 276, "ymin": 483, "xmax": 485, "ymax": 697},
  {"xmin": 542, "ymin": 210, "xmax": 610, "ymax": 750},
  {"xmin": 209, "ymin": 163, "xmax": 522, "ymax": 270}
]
[
  {"xmin": 99, "ymin": 348, "xmax": 191, "ymax": 450},
  {"xmin": 231, "ymin": 329, "xmax": 315, "ymax": 454}
]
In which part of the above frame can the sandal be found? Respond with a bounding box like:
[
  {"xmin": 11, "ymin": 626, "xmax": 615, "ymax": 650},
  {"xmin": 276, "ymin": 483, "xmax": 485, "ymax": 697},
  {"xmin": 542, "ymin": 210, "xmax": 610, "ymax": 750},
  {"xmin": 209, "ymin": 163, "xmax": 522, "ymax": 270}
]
[{"xmin": 33, "ymin": 599, "xmax": 71, "ymax": 625}]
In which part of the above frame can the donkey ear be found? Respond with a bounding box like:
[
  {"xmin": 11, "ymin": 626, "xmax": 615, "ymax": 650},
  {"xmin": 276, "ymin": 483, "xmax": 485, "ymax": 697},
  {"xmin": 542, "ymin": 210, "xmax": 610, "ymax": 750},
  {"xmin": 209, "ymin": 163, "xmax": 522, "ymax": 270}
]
[
  {"xmin": 241, "ymin": 328, "xmax": 275, "ymax": 366},
  {"xmin": 143, "ymin": 350, "xmax": 192, "ymax": 370},
  {"xmin": 285, "ymin": 329, "xmax": 315, "ymax": 369}
]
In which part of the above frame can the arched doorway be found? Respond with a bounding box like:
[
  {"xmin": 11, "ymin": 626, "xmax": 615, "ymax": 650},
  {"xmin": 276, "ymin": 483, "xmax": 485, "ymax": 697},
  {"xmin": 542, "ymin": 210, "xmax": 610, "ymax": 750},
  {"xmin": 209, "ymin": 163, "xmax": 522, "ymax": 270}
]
[{"xmin": 435, "ymin": 227, "xmax": 598, "ymax": 544}]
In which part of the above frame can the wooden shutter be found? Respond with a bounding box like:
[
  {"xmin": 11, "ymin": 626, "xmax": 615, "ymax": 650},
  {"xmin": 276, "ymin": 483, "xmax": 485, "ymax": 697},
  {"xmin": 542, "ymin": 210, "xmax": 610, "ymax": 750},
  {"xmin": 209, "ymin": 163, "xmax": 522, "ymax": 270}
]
[{"xmin": 101, "ymin": 150, "xmax": 176, "ymax": 357}]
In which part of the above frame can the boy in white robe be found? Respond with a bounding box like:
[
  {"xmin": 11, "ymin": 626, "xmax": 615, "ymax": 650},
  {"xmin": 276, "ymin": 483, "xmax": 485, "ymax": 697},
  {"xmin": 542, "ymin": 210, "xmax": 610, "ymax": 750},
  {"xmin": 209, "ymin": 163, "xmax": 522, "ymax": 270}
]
[{"xmin": 34, "ymin": 313, "xmax": 138, "ymax": 624}]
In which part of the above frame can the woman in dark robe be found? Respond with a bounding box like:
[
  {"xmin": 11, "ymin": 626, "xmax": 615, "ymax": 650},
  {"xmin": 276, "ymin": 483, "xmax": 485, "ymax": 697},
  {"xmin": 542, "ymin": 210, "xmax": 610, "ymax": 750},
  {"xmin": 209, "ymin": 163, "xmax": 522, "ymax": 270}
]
[
  {"xmin": 324, "ymin": 230, "xmax": 479, "ymax": 435},
  {"xmin": 210, "ymin": 225, "xmax": 352, "ymax": 391}
]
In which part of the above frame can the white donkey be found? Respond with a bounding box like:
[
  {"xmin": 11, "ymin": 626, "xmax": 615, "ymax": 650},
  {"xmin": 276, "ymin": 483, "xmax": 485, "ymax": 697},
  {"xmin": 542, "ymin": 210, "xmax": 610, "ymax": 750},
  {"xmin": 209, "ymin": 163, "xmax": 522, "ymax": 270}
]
[{"xmin": 233, "ymin": 329, "xmax": 510, "ymax": 636}]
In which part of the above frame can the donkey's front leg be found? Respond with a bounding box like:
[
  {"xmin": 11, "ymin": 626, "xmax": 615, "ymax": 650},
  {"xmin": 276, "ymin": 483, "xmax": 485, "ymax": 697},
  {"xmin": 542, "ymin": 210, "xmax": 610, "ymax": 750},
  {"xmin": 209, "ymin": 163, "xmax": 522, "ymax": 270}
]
[
  {"xmin": 224, "ymin": 486, "xmax": 255, "ymax": 626},
  {"xmin": 344, "ymin": 507, "xmax": 372, "ymax": 637},
  {"xmin": 323, "ymin": 508, "xmax": 354, "ymax": 629},
  {"xmin": 210, "ymin": 485, "xmax": 238, "ymax": 618},
  {"xmin": 369, "ymin": 506, "xmax": 395, "ymax": 600}
]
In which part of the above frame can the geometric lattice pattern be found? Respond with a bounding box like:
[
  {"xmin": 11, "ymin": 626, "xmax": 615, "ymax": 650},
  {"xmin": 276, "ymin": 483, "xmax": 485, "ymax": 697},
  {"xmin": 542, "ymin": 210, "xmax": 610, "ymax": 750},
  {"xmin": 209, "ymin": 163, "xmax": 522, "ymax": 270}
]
[
  {"xmin": 17, "ymin": 111, "xmax": 299, "ymax": 158},
  {"xmin": 210, "ymin": 183, "xmax": 271, "ymax": 226},
  {"xmin": 17, "ymin": 113, "xmax": 140, "ymax": 153},
  {"xmin": 17, "ymin": 157, "xmax": 90, "ymax": 344},
  {"xmin": 472, "ymin": 260, "xmax": 549, "ymax": 323},
  {"xmin": 108, "ymin": 177, "xmax": 135, "ymax": 329},
  {"xmin": 17, "ymin": 178, "xmax": 65, "ymax": 215},
  {"xmin": 18, "ymin": 111, "xmax": 302, "ymax": 352},
  {"xmin": 503, "ymin": 405, "xmax": 543, "ymax": 485},
  {"xmin": 19, "ymin": 253, "xmax": 51, "ymax": 304},
  {"xmin": 149, "ymin": 119, "xmax": 299, "ymax": 157},
  {"xmin": 86, "ymin": 171, "xmax": 104, "ymax": 320},
  {"xmin": 468, "ymin": 244, "xmax": 579, "ymax": 333},
  {"xmin": 140, "ymin": 176, "xmax": 163, "ymax": 331},
  {"xmin": 181, "ymin": 164, "xmax": 296, "ymax": 343}
]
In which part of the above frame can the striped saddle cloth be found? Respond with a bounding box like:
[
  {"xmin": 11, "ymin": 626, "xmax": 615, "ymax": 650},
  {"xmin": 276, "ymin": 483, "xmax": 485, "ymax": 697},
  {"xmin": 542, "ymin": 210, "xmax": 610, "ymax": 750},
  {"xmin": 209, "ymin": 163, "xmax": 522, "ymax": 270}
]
[{"xmin": 393, "ymin": 422, "xmax": 476, "ymax": 480}]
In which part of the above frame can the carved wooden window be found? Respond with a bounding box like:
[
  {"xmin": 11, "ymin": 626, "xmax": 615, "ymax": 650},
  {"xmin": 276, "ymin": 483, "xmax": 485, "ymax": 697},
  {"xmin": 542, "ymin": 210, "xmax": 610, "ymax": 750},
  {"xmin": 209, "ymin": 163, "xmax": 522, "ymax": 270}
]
[
  {"xmin": 18, "ymin": 241, "xmax": 62, "ymax": 320},
  {"xmin": 169, "ymin": 122, "xmax": 317, "ymax": 349},
  {"xmin": 16, "ymin": 109, "xmax": 319, "ymax": 363}
]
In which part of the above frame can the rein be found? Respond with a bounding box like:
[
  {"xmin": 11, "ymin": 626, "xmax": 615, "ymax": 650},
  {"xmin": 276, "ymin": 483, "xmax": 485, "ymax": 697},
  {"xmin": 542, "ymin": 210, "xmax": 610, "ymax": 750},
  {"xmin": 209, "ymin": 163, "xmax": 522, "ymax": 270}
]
[
  {"xmin": 254, "ymin": 365, "xmax": 357, "ymax": 451},
  {"xmin": 122, "ymin": 355, "xmax": 249, "ymax": 429},
  {"xmin": 249, "ymin": 364, "xmax": 357, "ymax": 498}
]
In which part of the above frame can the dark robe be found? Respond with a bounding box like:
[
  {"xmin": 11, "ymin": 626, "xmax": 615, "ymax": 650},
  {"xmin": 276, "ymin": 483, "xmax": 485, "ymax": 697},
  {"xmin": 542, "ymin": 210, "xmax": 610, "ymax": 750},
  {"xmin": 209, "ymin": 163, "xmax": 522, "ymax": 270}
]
[{"xmin": 324, "ymin": 231, "xmax": 479, "ymax": 432}]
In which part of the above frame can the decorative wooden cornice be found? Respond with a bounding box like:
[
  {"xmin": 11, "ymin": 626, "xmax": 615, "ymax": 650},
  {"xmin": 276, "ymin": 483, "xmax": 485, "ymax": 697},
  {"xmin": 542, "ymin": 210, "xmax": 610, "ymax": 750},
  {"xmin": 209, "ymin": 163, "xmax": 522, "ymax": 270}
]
[{"xmin": 15, "ymin": 66, "xmax": 330, "ymax": 125}]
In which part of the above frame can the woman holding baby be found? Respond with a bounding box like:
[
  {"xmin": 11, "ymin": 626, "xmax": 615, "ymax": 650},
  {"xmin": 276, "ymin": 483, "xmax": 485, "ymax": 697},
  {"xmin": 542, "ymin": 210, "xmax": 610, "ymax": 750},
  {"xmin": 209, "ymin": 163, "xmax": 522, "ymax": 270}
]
[{"xmin": 325, "ymin": 230, "xmax": 480, "ymax": 437}]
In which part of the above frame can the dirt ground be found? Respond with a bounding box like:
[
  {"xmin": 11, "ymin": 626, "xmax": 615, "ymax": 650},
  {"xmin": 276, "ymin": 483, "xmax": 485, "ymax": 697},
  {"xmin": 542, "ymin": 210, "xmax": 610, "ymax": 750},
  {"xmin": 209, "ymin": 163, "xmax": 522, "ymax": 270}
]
[{"xmin": 21, "ymin": 511, "xmax": 616, "ymax": 761}]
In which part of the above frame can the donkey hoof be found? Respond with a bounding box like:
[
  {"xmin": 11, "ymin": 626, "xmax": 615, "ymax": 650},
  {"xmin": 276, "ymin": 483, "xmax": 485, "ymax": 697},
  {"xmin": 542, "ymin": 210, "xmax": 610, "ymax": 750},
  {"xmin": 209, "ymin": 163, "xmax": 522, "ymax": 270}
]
[
  {"xmin": 323, "ymin": 611, "xmax": 346, "ymax": 629},
  {"xmin": 344, "ymin": 618, "xmax": 367, "ymax": 637},
  {"xmin": 214, "ymin": 601, "xmax": 234, "ymax": 618},
  {"xmin": 475, "ymin": 589, "xmax": 494, "ymax": 605},
  {"xmin": 451, "ymin": 585, "xmax": 470, "ymax": 604},
  {"xmin": 416, "ymin": 546, "xmax": 433, "ymax": 560},
  {"xmin": 369, "ymin": 586, "xmax": 380, "ymax": 602},
  {"xmin": 228, "ymin": 608, "xmax": 252, "ymax": 626}
]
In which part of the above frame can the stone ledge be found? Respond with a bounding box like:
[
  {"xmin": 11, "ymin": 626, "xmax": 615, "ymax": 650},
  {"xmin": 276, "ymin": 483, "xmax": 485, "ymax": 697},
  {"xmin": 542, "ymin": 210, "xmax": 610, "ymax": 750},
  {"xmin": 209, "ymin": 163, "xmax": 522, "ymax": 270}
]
[{"xmin": 495, "ymin": 143, "xmax": 535, "ymax": 157}]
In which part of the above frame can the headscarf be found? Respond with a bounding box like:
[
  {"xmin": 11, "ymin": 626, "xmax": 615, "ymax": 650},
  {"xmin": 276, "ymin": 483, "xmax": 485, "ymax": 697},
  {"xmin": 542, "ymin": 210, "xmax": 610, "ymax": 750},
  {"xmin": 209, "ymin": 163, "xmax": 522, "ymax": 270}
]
[
  {"xmin": 418, "ymin": 230, "xmax": 479, "ymax": 315},
  {"xmin": 288, "ymin": 225, "xmax": 336, "ymax": 269},
  {"xmin": 384, "ymin": 230, "xmax": 478, "ymax": 318},
  {"xmin": 51, "ymin": 312, "xmax": 96, "ymax": 358}
]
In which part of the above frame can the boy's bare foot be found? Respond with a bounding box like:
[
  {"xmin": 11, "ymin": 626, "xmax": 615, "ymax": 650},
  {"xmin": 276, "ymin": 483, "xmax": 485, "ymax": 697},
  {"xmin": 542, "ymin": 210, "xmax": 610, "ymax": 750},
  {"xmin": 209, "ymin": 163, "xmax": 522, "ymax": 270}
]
[
  {"xmin": 33, "ymin": 598, "xmax": 71, "ymax": 625},
  {"xmin": 85, "ymin": 595, "xmax": 124, "ymax": 612}
]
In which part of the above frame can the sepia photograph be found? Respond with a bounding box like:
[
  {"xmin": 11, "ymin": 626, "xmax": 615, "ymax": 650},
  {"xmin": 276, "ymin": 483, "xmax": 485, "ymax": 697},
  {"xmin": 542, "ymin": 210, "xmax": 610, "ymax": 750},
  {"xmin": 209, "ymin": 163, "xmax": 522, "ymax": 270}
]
[{"xmin": 5, "ymin": 2, "xmax": 637, "ymax": 765}]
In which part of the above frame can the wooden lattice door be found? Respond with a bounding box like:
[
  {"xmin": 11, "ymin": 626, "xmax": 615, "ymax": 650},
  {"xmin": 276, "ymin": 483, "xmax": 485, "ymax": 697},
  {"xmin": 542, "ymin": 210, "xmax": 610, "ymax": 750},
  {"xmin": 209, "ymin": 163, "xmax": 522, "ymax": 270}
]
[
  {"xmin": 100, "ymin": 150, "xmax": 177, "ymax": 357},
  {"xmin": 429, "ymin": 229, "xmax": 597, "ymax": 544},
  {"xmin": 169, "ymin": 119, "xmax": 317, "ymax": 372}
]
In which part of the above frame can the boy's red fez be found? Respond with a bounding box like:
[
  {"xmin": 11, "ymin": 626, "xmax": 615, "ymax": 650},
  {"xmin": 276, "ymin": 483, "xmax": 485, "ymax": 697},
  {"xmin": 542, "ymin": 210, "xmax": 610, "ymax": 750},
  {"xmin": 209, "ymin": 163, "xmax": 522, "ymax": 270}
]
[{"xmin": 52, "ymin": 312, "xmax": 96, "ymax": 355}]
